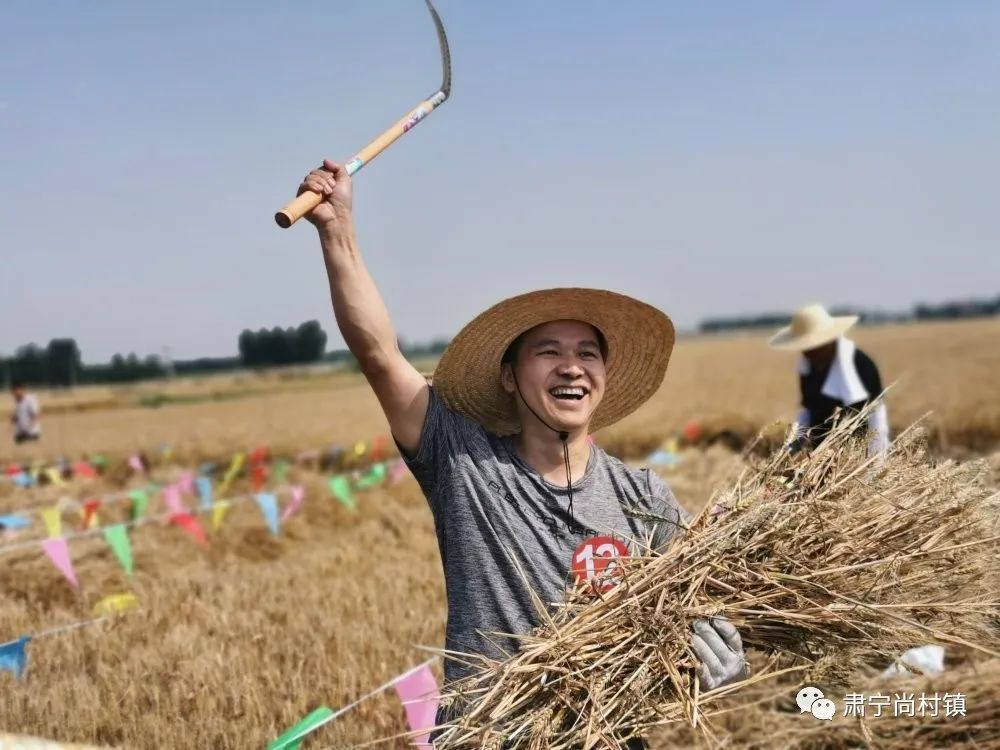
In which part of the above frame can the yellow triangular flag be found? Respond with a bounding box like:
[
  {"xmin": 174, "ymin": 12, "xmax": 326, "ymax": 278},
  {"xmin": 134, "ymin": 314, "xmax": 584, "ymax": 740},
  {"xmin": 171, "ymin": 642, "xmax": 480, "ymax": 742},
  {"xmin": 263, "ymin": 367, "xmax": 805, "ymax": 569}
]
[
  {"xmin": 93, "ymin": 592, "xmax": 139, "ymax": 617},
  {"xmin": 353, "ymin": 441, "xmax": 367, "ymax": 458},
  {"xmin": 45, "ymin": 467, "xmax": 66, "ymax": 486},
  {"xmin": 218, "ymin": 453, "xmax": 245, "ymax": 494},
  {"xmin": 41, "ymin": 506, "xmax": 62, "ymax": 538},
  {"xmin": 212, "ymin": 500, "xmax": 231, "ymax": 532}
]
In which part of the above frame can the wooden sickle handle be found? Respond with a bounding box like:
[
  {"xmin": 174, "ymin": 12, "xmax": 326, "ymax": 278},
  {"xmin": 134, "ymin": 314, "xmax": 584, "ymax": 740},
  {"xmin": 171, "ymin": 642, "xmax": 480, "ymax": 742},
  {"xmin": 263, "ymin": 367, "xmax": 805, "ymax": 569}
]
[
  {"xmin": 274, "ymin": 91, "xmax": 446, "ymax": 229},
  {"xmin": 274, "ymin": 190, "xmax": 323, "ymax": 229}
]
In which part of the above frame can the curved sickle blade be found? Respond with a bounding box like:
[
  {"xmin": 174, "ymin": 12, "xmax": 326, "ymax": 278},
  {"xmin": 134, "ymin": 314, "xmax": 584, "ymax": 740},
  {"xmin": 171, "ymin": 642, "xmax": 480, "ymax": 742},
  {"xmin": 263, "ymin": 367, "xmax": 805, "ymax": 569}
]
[
  {"xmin": 274, "ymin": 0, "xmax": 453, "ymax": 228},
  {"xmin": 425, "ymin": 0, "xmax": 452, "ymax": 99}
]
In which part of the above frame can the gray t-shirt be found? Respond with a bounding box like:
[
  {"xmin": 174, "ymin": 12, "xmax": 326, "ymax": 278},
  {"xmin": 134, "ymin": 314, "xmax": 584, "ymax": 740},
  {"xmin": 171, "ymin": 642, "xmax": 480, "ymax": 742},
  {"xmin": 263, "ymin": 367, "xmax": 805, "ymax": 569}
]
[{"xmin": 404, "ymin": 389, "xmax": 691, "ymax": 688}]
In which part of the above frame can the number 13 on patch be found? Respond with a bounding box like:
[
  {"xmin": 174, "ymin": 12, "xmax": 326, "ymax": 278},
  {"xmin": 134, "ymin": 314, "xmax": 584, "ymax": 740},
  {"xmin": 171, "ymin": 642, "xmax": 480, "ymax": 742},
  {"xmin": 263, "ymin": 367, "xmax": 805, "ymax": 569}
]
[{"xmin": 571, "ymin": 536, "xmax": 630, "ymax": 592}]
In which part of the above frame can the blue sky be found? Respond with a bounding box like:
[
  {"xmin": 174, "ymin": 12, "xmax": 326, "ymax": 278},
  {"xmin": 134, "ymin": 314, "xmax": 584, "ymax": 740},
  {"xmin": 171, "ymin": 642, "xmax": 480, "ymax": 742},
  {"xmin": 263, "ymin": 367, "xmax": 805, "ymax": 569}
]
[{"xmin": 2, "ymin": 1, "xmax": 997, "ymax": 361}]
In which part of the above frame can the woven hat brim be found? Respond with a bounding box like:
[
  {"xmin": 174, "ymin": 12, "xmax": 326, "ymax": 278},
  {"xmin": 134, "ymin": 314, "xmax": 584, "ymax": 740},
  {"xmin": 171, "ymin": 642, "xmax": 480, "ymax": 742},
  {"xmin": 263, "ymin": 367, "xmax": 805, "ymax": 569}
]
[
  {"xmin": 768, "ymin": 315, "xmax": 858, "ymax": 351},
  {"xmin": 433, "ymin": 288, "xmax": 675, "ymax": 436}
]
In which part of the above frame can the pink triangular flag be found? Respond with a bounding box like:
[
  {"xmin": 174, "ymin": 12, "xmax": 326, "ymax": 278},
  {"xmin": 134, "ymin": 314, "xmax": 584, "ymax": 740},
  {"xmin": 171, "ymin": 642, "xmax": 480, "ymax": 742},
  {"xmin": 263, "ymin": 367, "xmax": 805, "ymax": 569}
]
[
  {"xmin": 163, "ymin": 484, "xmax": 186, "ymax": 515},
  {"xmin": 388, "ymin": 459, "xmax": 410, "ymax": 485},
  {"xmin": 393, "ymin": 662, "xmax": 439, "ymax": 748},
  {"xmin": 42, "ymin": 538, "xmax": 79, "ymax": 589},
  {"xmin": 177, "ymin": 471, "xmax": 195, "ymax": 496},
  {"xmin": 280, "ymin": 485, "xmax": 305, "ymax": 523},
  {"xmin": 128, "ymin": 454, "xmax": 144, "ymax": 473}
]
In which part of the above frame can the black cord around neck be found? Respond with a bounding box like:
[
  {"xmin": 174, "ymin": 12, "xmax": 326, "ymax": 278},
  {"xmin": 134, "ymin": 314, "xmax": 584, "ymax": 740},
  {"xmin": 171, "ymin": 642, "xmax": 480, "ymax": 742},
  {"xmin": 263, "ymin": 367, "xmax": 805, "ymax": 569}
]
[{"xmin": 511, "ymin": 371, "xmax": 576, "ymax": 527}]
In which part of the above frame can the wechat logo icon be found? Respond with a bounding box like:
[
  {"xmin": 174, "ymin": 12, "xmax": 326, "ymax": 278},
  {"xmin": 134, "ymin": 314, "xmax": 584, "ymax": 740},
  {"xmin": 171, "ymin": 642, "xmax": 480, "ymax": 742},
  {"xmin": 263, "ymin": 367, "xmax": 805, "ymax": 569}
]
[{"xmin": 797, "ymin": 686, "xmax": 836, "ymax": 721}]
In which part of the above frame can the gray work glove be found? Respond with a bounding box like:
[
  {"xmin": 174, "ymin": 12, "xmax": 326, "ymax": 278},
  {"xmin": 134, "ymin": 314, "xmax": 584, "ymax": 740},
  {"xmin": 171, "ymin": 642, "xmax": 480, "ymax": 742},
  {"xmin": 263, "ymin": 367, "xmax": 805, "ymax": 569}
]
[{"xmin": 691, "ymin": 617, "xmax": 746, "ymax": 690}]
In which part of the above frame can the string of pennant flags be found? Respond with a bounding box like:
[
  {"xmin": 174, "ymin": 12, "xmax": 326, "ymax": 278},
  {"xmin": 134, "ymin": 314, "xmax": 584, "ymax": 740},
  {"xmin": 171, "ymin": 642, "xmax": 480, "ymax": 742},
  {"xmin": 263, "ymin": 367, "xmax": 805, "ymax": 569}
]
[
  {"xmin": 4, "ymin": 423, "xmax": 698, "ymax": 498},
  {"xmin": 1, "ymin": 445, "xmax": 300, "ymax": 522},
  {"xmin": 2, "ymin": 433, "xmax": 395, "ymax": 490},
  {"xmin": 1, "ymin": 457, "xmax": 411, "ymax": 689},
  {"xmin": 0, "ymin": 614, "xmax": 126, "ymax": 682},
  {"xmin": 0, "ymin": 483, "xmax": 303, "ymax": 577},
  {"xmin": 267, "ymin": 658, "xmax": 440, "ymax": 749},
  {"xmin": 0, "ymin": 457, "xmax": 437, "ymax": 748},
  {"xmin": 1, "ymin": 452, "xmax": 410, "ymax": 540},
  {"xmin": 2, "ymin": 441, "xmax": 439, "ymax": 746},
  {"xmin": 0, "ymin": 458, "xmax": 410, "ymax": 589},
  {"xmin": 1, "ymin": 619, "xmax": 441, "ymax": 749}
]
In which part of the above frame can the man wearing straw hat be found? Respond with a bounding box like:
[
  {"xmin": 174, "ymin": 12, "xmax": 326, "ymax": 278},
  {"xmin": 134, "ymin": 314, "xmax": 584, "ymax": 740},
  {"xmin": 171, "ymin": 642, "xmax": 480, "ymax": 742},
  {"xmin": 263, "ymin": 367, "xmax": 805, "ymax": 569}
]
[
  {"xmin": 769, "ymin": 304, "xmax": 889, "ymax": 455},
  {"xmin": 297, "ymin": 162, "xmax": 747, "ymax": 745}
]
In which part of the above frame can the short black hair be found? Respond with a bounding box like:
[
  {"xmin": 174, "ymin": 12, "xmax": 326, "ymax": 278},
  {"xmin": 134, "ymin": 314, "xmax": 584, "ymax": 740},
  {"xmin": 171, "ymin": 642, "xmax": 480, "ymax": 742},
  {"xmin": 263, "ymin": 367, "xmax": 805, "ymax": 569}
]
[
  {"xmin": 11, "ymin": 380, "xmax": 26, "ymax": 391},
  {"xmin": 501, "ymin": 325, "xmax": 608, "ymax": 365}
]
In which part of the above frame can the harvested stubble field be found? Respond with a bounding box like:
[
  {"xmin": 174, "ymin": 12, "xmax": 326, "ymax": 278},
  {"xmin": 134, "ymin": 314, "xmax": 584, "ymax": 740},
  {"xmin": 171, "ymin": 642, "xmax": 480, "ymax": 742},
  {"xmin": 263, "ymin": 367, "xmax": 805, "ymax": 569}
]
[{"xmin": 1, "ymin": 319, "xmax": 998, "ymax": 749}]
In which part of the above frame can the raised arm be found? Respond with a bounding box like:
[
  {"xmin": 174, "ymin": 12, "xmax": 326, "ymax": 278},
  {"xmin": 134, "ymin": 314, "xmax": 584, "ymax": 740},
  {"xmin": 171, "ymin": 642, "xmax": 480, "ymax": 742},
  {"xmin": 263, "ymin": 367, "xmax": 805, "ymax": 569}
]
[{"xmin": 299, "ymin": 160, "xmax": 429, "ymax": 455}]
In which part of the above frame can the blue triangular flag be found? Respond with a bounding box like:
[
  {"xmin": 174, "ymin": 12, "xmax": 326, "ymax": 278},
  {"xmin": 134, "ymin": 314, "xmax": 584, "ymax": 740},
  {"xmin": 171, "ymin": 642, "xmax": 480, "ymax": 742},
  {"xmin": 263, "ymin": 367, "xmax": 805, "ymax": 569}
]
[
  {"xmin": 196, "ymin": 476, "xmax": 213, "ymax": 511},
  {"xmin": 255, "ymin": 493, "xmax": 280, "ymax": 536},
  {"xmin": 646, "ymin": 449, "xmax": 680, "ymax": 467},
  {"xmin": 11, "ymin": 472, "xmax": 33, "ymax": 488},
  {"xmin": 0, "ymin": 636, "xmax": 31, "ymax": 680},
  {"xmin": 0, "ymin": 513, "xmax": 31, "ymax": 530}
]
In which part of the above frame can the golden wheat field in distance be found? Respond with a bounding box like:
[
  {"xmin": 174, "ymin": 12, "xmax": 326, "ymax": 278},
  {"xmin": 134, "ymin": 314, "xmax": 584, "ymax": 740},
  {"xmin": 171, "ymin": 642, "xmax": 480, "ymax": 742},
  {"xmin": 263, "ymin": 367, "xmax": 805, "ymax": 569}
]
[
  {"xmin": 5, "ymin": 318, "xmax": 1000, "ymax": 468},
  {"xmin": 1, "ymin": 318, "xmax": 998, "ymax": 748}
]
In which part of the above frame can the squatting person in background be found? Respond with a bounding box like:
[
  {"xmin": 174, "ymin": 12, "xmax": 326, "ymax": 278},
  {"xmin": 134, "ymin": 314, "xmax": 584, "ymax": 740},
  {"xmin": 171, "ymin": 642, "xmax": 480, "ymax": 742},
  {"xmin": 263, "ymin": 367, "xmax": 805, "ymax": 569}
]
[
  {"xmin": 769, "ymin": 304, "xmax": 889, "ymax": 456},
  {"xmin": 295, "ymin": 159, "xmax": 748, "ymax": 748},
  {"xmin": 10, "ymin": 381, "xmax": 41, "ymax": 445}
]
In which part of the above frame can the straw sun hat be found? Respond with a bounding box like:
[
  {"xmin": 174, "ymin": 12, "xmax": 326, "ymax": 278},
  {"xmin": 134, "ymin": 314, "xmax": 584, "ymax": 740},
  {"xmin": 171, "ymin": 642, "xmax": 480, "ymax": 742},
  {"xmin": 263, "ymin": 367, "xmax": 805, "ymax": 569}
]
[
  {"xmin": 768, "ymin": 303, "xmax": 859, "ymax": 352},
  {"xmin": 433, "ymin": 288, "xmax": 675, "ymax": 436}
]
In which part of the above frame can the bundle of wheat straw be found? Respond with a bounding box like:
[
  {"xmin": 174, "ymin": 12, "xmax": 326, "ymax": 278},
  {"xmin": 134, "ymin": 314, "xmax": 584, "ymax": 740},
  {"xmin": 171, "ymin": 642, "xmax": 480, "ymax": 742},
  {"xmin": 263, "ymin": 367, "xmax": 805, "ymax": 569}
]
[{"xmin": 434, "ymin": 405, "xmax": 1000, "ymax": 749}]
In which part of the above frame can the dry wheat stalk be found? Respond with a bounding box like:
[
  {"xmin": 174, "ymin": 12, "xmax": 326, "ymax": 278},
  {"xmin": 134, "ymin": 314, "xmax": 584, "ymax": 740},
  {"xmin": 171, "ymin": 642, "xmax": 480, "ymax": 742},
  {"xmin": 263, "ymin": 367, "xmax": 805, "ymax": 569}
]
[{"xmin": 434, "ymin": 405, "xmax": 1000, "ymax": 749}]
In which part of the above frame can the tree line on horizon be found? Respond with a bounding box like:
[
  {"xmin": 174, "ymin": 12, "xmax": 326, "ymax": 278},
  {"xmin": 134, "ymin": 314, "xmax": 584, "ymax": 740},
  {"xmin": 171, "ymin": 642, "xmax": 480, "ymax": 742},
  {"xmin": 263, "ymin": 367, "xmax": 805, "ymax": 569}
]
[
  {"xmin": 0, "ymin": 320, "xmax": 451, "ymax": 388},
  {"xmin": 2, "ymin": 292, "xmax": 996, "ymax": 387},
  {"xmin": 698, "ymin": 293, "xmax": 1000, "ymax": 333}
]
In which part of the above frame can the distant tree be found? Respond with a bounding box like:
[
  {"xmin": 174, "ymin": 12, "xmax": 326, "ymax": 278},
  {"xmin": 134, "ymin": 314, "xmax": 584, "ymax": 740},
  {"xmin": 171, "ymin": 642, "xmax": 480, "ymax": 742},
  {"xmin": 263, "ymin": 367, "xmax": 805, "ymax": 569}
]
[
  {"xmin": 237, "ymin": 321, "xmax": 328, "ymax": 367},
  {"xmin": 46, "ymin": 338, "xmax": 82, "ymax": 386},
  {"xmin": 238, "ymin": 329, "xmax": 257, "ymax": 366},
  {"xmin": 294, "ymin": 320, "xmax": 327, "ymax": 362},
  {"xmin": 12, "ymin": 344, "xmax": 46, "ymax": 384}
]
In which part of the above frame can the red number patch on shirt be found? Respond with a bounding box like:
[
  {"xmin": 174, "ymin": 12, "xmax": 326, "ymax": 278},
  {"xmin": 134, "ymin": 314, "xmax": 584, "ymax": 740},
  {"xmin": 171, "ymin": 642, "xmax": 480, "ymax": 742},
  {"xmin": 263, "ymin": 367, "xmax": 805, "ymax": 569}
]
[{"xmin": 571, "ymin": 536, "xmax": 630, "ymax": 592}]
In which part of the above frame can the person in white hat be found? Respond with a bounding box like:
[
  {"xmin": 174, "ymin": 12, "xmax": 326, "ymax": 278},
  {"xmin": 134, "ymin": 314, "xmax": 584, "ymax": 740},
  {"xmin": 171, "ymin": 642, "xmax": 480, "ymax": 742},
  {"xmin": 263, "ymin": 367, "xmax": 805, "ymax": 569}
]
[
  {"xmin": 769, "ymin": 304, "xmax": 889, "ymax": 455},
  {"xmin": 295, "ymin": 161, "xmax": 747, "ymax": 746}
]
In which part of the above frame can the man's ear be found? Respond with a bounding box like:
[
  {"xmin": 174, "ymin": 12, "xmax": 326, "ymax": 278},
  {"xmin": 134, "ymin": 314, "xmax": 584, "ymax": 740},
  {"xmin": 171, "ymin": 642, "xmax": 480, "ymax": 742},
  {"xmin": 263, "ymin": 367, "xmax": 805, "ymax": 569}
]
[{"xmin": 501, "ymin": 362, "xmax": 516, "ymax": 394}]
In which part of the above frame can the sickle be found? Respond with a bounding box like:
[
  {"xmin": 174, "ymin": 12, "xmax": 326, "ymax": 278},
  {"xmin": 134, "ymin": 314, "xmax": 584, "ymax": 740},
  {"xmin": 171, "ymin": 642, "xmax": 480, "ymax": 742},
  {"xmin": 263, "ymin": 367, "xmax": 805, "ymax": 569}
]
[{"xmin": 275, "ymin": 0, "xmax": 453, "ymax": 229}]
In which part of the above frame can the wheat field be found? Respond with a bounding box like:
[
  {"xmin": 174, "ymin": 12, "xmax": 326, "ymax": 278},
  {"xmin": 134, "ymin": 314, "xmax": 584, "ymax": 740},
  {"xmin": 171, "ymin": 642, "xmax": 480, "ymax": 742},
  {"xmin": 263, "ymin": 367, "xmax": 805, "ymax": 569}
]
[
  {"xmin": 1, "ymin": 319, "xmax": 998, "ymax": 748},
  {"xmin": 6, "ymin": 318, "xmax": 998, "ymax": 470}
]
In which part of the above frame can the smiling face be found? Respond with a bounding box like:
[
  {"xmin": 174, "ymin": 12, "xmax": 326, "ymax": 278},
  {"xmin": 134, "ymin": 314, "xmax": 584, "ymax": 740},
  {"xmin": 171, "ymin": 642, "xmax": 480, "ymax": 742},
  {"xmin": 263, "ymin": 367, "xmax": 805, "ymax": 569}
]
[{"xmin": 500, "ymin": 320, "xmax": 608, "ymax": 435}]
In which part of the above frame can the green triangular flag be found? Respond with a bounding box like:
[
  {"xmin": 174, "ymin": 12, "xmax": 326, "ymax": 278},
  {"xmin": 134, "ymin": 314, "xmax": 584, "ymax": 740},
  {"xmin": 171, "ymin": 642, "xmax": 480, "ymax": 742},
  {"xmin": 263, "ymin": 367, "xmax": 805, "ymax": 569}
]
[
  {"xmin": 328, "ymin": 475, "xmax": 356, "ymax": 511},
  {"xmin": 355, "ymin": 462, "xmax": 387, "ymax": 490},
  {"xmin": 268, "ymin": 706, "xmax": 334, "ymax": 750},
  {"xmin": 103, "ymin": 524, "xmax": 134, "ymax": 575},
  {"xmin": 128, "ymin": 490, "xmax": 149, "ymax": 520},
  {"xmin": 272, "ymin": 459, "xmax": 290, "ymax": 483}
]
